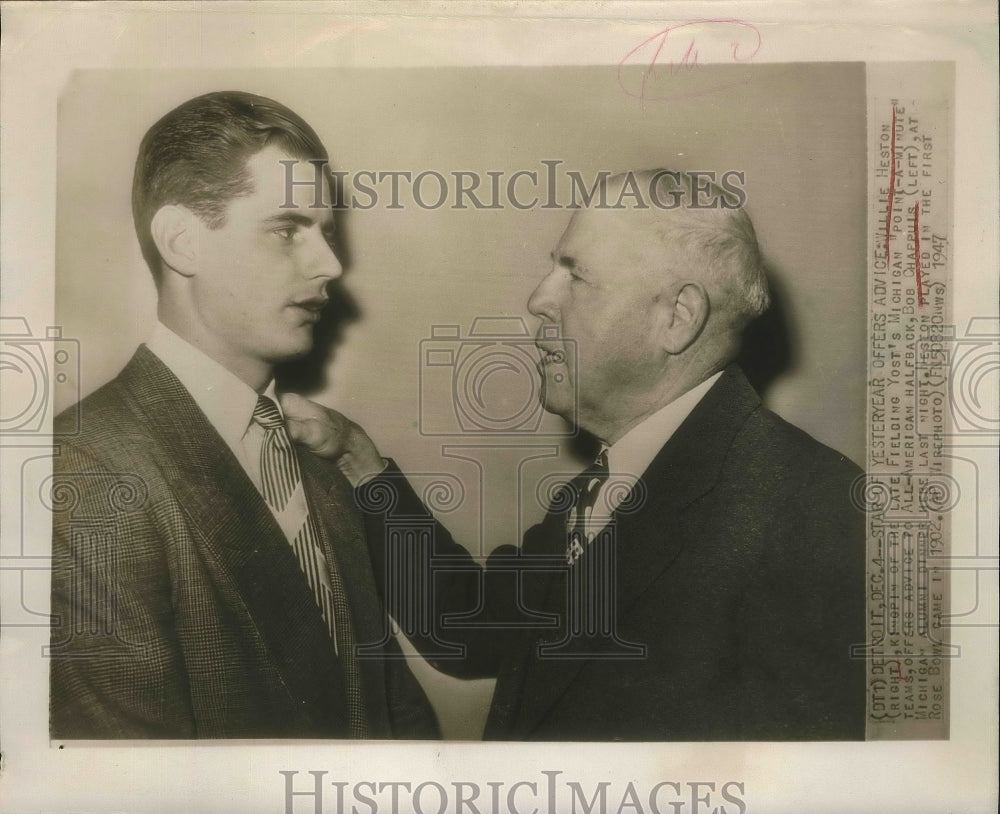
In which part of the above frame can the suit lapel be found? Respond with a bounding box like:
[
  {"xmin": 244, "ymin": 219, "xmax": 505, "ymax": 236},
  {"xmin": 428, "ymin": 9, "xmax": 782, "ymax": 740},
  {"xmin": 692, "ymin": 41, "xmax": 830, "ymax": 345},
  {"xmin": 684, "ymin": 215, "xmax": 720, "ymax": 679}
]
[
  {"xmin": 300, "ymin": 452, "xmax": 392, "ymax": 734},
  {"xmin": 611, "ymin": 366, "xmax": 762, "ymax": 619},
  {"xmin": 506, "ymin": 365, "xmax": 762, "ymax": 737},
  {"xmin": 118, "ymin": 347, "xmax": 348, "ymax": 729}
]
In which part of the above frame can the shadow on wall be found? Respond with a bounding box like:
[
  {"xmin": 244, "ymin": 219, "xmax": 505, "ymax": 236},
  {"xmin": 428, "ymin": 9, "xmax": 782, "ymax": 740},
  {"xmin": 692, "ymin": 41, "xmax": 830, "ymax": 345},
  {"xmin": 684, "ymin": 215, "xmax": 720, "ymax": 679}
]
[
  {"xmin": 277, "ymin": 279, "xmax": 361, "ymax": 395},
  {"xmin": 738, "ymin": 266, "xmax": 794, "ymax": 401}
]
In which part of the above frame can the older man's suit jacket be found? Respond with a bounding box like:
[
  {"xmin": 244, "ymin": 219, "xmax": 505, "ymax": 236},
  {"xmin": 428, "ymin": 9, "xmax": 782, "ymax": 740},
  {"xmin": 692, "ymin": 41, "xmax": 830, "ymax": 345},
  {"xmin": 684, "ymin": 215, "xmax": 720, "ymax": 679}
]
[
  {"xmin": 360, "ymin": 365, "xmax": 866, "ymax": 740},
  {"xmin": 50, "ymin": 346, "xmax": 438, "ymax": 739}
]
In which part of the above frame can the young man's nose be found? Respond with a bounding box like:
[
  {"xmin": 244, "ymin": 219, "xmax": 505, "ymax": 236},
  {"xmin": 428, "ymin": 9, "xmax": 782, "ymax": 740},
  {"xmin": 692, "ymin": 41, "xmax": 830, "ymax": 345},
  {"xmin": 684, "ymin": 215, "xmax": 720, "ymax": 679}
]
[{"xmin": 308, "ymin": 232, "xmax": 343, "ymax": 280}]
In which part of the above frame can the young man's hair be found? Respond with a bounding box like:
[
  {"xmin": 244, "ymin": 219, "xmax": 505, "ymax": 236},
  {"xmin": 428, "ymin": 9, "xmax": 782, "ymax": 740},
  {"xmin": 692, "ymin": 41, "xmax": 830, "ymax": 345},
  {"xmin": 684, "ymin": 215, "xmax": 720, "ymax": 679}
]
[{"xmin": 132, "ymin": 90, "xmax": 329, "ymax": 285}]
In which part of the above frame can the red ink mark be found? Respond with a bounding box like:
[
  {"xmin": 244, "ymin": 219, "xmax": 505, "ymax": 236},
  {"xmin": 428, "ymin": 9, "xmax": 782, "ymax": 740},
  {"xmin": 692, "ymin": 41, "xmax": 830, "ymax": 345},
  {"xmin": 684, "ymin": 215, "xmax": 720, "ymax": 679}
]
[
  {"xmin": 618, "ymin": 19, "xmax": 762, "ymax": 103},
  {"xmin": 913, "ymin": 201, "xmax": 925, "ymax": 307},
  {"xmin": 889, "ymin": 660, "xmax": 913, "ymax": 682},
  {"xmin": 677, "ymin": 39, "xmax": 698, "ymax": 74},
  {"xmin": 884, "ymin": 104, "xmax": 897, "ymax": 266}
]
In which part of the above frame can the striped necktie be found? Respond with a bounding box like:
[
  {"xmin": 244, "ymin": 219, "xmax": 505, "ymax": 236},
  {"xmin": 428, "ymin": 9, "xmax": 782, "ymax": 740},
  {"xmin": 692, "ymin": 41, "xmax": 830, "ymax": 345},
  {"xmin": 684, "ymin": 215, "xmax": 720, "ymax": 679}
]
[
  {"xmin": 565, "ymin": 449, "xmax": 609, "ymax": 565},
  {"xmin": 253, "ymin": 395, "xmax": 368, "ymax": 737}
]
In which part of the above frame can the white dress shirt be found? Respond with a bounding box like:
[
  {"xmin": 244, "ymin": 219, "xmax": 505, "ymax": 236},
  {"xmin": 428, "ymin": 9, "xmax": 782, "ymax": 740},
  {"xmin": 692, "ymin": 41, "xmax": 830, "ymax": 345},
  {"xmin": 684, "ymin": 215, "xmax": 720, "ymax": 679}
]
[
  {"xmin": 146, "ymin": 322, "xmax": 309, "ymax": 542},
  {"xmin": 587, "ymin": 371, "xmax": 723, "ymax": 532}
]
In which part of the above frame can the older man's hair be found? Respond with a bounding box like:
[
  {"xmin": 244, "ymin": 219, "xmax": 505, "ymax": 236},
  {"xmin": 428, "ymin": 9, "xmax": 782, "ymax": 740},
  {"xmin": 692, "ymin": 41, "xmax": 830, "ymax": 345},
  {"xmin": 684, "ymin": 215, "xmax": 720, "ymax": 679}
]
[
  {"xmin": 612, "ymin": 170, "xmax": 771, "ymax": 328},
  {"xmin": 132, "ymin": 90, "xmax": 329, "ymax": 285}
]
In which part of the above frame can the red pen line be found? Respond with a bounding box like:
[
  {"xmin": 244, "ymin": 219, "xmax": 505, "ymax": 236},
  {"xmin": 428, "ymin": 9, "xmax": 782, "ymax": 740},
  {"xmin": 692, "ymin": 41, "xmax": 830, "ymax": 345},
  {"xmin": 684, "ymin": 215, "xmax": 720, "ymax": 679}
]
[
  {"xmin": 914, "ymin": 202, "xmax": 925, "ymax": 307},
  {"xmin": 884, "ymin": 104, "xmax": 897, "ymax": 265}
]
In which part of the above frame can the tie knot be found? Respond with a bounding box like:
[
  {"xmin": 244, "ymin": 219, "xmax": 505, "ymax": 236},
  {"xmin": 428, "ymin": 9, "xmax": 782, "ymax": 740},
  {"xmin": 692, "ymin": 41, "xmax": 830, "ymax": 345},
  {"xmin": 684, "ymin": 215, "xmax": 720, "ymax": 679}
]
[
  {"xmin": 589, "ymin": 449, "xmax": 609, "ymax": 478},
  {"xmin": 571, "ymin": 449, "xmax": 609, "ymax": 505},
  {"xmin": 580, "ymin": 448, "xmax": 609, "ymax": 482},
  {"xmin": 253, "ymin": 395, "xmax": 285, "ymax": 431}
]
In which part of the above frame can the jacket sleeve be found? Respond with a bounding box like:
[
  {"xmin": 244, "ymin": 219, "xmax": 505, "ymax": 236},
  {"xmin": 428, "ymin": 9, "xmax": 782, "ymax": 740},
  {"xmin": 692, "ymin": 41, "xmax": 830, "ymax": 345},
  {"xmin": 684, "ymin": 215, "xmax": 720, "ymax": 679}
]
[
  {"xmin": 356, "ymin": 461, "xmax": 528, "ymax": 680},
  {"xmin": 381, "ymin": 635, "xmax": 442, "ymax": 739}
]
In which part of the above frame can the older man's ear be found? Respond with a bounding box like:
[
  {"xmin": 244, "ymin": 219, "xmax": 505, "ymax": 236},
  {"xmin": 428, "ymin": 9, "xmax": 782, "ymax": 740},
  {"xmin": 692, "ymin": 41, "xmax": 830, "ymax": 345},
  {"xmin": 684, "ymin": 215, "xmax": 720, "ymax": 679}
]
[
  {"xmin": 656, "ymin": 281, "xmax": 710, "ymax": 355},
  {"xmin": 280, "ymin": 393, "xmax": 387, "ymax": 486}
]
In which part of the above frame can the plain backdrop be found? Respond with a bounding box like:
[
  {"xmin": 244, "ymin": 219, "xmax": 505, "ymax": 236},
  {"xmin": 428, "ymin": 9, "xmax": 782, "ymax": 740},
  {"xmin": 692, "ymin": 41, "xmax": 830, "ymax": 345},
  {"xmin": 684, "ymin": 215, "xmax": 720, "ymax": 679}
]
[{"xmin": 56, "ymin": 63, "xmax": 867, "ymax": 738}]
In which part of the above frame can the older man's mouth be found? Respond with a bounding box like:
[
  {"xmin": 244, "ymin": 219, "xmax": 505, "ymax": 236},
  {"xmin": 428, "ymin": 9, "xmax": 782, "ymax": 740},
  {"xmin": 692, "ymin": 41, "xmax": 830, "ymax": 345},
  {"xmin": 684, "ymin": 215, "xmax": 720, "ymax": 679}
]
[{"xmin": 535, "ymin": 343, "xmax": 566, "ymax": 366}]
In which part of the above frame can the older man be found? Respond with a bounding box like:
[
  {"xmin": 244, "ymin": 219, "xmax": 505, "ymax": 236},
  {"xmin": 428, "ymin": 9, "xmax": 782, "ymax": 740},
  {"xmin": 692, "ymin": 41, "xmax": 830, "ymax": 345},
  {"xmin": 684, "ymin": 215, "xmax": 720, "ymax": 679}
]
[
  {"xmin": 50, "ymin": 91, "xmax": 438, "ymax": 739},
  {"xmin": 290, "ymin": 170, "xmax": 866, "ymax": 740}
]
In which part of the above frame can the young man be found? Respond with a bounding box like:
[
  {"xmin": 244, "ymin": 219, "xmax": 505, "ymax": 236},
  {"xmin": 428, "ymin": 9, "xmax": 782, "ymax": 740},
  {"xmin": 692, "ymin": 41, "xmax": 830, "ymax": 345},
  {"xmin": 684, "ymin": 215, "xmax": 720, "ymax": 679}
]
[{"xmin": 49, "ymin": 91, "xmax": 438, "ymax": 739}]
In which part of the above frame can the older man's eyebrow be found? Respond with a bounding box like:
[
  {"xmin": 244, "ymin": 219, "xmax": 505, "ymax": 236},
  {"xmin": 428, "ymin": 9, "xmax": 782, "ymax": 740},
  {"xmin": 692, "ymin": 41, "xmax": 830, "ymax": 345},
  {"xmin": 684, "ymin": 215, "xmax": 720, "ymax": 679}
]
[{"xmin": 551, "ymin": 251, "xmax": 587, "ymax": 275}]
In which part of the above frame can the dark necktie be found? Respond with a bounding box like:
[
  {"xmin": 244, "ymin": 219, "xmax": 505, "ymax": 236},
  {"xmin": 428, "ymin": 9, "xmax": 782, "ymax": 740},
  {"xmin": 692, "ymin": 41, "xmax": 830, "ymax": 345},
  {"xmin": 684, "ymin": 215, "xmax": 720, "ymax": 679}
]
[
  {"xmin": 565, "ymin": 449, "xmax": 610, "ymax": 565},
  {"xmin": 253, "ymin": 395, "xmax": 368, "ymax": 737}
]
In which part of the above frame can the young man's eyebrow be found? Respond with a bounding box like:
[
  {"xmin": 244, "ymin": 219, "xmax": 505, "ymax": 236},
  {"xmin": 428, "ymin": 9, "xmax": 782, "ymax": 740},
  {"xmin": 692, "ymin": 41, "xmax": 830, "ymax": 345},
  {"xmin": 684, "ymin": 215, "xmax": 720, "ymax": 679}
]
[
  {"xmin": 263, "ymin": 212, "xmax": 316, "ymax": 227},
  {"xmin": 264, "ymin": 211, "xmax": 337, "ymax": 246}
]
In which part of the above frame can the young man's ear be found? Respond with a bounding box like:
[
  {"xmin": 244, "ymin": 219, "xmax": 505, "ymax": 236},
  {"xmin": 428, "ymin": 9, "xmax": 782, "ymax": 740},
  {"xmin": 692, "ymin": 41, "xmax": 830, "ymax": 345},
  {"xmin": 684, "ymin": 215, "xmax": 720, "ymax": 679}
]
[
  {"xmin": 150, "ymin": 204, "xmax": 199, "ymax": 277},
  {"xmin": 655, "ymin": 281, "xmax": 710, "ymax": 355}
]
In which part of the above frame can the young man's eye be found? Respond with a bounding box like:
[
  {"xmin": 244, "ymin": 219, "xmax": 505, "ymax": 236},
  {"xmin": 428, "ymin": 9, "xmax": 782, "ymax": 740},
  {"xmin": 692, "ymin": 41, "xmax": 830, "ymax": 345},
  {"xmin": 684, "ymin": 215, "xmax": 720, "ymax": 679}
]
[{"xmin": 274, "ymin": 226, "xmax": 297, "ymax": 240}]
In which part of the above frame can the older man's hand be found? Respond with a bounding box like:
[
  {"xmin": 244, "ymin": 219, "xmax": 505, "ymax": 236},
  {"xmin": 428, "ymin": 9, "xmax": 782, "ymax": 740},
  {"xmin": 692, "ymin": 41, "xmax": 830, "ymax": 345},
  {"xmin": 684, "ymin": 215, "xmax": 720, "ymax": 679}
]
[{"xmin": 280, "ymin": 393, "xmax": 387, "ymax": 486}]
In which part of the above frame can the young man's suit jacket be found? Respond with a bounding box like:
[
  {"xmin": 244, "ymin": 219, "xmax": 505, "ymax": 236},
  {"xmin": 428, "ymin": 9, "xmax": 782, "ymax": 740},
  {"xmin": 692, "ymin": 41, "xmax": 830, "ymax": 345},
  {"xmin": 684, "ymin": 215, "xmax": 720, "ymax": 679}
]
[
  {"xmin": 50, "ymin": 346, "xmax": 438, "ymax": 739},
  {"xmin": 360, "ymin": 365, "xmax": 866, "ymax": 741}
]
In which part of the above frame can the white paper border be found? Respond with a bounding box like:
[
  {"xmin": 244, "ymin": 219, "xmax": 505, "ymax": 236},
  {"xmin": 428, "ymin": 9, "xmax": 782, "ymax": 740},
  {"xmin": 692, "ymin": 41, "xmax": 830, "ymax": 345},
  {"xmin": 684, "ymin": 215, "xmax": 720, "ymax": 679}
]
[{"xmin": 2, "ymin": 3, "xmax": 996, "ymax": 813}]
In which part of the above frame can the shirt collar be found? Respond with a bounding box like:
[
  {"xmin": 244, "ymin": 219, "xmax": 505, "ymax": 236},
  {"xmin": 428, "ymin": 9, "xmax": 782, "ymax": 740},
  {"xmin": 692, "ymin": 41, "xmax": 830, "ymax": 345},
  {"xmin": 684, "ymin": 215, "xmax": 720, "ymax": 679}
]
[
  {"xmin": 146, "ymin": 322, "xmax": 279, "ymax": 453},
  {"xmin": 606, "ymin": 371, "xmax": 723, "ymax": 482}
]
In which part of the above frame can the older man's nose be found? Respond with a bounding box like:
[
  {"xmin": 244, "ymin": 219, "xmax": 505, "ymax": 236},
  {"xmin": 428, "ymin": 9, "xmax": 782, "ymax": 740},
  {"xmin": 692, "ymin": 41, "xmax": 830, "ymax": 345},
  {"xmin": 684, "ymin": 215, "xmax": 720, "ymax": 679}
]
[{"xmin": 527, "ymin": 268, "xmax": 561, "ymax": 319}]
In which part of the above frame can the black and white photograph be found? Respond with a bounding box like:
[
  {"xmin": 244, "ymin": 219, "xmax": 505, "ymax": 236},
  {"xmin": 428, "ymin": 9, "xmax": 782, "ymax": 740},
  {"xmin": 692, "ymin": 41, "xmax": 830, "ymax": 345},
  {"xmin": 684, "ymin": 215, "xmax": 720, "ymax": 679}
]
[
  {"xmin": 1, "ymin": 3, "xmax": 996, "ymax": 813},
  {"xmin": 51, "ymin": 62, "xmax": 870, "ymax": 743}
]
